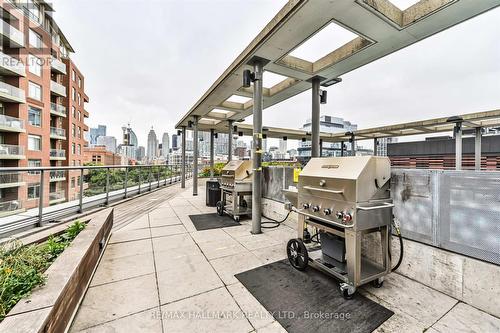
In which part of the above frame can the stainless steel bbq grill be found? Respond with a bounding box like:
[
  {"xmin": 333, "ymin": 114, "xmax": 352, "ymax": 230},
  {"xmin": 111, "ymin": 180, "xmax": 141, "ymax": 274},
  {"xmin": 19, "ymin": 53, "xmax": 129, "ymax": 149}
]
[
  {"xmin": 284, "ymin": 156, "xmax": 394, "ymax": 298},
  {"xmin": 216, "ymin": 160, "xmax": 253, "ymax": 221}
]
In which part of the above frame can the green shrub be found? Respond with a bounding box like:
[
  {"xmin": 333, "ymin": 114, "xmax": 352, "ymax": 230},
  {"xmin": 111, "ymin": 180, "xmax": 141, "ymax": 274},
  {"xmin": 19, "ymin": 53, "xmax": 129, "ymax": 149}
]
[
  {"xmin": 199, "ymin": 162, "xmax": 226, "ymax": 177},
  {"xmin": 0, "ymin": 221, "xmax": 86, "ymax": 321}
]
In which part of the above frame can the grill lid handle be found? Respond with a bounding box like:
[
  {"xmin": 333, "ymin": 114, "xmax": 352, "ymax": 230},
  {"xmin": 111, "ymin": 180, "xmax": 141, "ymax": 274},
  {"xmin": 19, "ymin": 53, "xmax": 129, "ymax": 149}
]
[{"xmin": 303, "ymin": 185, "xmax": 343, "ymax": 195}]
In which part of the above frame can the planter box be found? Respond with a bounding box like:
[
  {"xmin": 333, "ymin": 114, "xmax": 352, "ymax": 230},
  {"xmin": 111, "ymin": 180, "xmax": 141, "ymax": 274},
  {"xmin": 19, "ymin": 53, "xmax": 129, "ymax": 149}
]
[{"xmin": 0, "ymin": 208, "xmax": 113, "ymax": 333}]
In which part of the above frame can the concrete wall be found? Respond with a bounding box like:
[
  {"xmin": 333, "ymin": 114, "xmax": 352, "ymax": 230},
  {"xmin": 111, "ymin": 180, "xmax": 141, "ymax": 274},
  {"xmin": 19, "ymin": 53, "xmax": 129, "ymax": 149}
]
[{"xmin": 262, "ymin": 197, "xmax": 500, "ymax": 318}]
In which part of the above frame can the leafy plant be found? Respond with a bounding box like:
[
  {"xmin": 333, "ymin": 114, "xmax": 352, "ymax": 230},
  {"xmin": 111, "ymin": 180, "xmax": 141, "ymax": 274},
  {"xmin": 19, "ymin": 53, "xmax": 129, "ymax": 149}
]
[
  {"xmin": 199, "ymin": 162, "xmax": 226, "ymax": 177},
  {"xmin": 0, "ymin": 221, "xmax": 86, "ymax": 321}
]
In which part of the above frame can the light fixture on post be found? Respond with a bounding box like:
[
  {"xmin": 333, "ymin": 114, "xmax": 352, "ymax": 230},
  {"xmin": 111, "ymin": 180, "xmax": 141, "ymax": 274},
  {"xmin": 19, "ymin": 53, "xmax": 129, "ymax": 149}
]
[
  {"xmin": 242, "ymin": 69, "xmax": 256, "ymax": 88},
  {"xmin": 320, "ymin": 90, "xmax": 327, "ymax": 104}
]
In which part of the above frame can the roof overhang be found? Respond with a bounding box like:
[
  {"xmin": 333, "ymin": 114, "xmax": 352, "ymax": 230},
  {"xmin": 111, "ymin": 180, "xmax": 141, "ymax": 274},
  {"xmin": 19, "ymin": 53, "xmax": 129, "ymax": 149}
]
[
  {"xmin": 175, "ymin": 0, "xmax": 500, "ymax": 129},
  {"xmin": 191, "ymin": 109, "xmax": 500, "ymax": 144}
]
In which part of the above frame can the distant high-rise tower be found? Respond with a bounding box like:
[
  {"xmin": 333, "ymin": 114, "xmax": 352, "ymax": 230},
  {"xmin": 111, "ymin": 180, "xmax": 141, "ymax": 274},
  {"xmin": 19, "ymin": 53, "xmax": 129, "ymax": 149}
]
[
  {"xmin": 162, "ymin": 132, "xmax": 170, "ymax": 157},
  {"xmin": 147, "ymin": 127, "xmax": 158, "ymax": 160},
  {"xmin": 89, "ymin": 125, "xmax": 106, "ymax": 145}
]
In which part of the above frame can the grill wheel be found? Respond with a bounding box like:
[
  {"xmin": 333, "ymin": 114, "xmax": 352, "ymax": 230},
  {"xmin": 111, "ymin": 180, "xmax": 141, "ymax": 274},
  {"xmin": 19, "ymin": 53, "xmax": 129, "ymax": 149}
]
[{"xmin": 287, "ymin": 238, "xmax": 309, "ymax": 271}]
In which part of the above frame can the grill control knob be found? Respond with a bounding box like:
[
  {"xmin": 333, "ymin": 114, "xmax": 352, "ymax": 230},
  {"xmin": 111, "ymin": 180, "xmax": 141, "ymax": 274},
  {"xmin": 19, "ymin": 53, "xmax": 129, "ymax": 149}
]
[
  {"xmin": 312, "ymin": 206, "xmax": 320, "ymax": 212},
  {"xmin": 342, "ymin": 213, "xmax": 352, "ymax": 223},
  {"xmin": 302, "ymin": 203, "xmax": 311, "ymax": 209},
  {"xmin": 335, "ymin": 211, "xmax": 343, "ymax": 219},
  {"xmin": 323, "ymin": 208, "xmax": 332, "ymax": 216}
]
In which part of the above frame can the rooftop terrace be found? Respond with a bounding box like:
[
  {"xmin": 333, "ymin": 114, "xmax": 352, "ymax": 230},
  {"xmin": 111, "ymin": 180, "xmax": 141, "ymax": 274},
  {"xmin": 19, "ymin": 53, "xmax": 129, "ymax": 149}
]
[{"xmin": 62, "ymin": 179, "xmax": 499, "ymax": 332}]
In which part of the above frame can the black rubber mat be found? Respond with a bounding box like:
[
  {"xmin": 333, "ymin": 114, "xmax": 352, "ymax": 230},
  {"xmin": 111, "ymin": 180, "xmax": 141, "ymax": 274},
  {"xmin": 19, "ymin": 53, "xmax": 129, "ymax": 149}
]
[
  {"xmin": 236, "ymin": 259, "xmax": 393, "ymax": 333},
  {"xmin": 189, "ymin": 213, "xmax": 241, "ymax": 231}
]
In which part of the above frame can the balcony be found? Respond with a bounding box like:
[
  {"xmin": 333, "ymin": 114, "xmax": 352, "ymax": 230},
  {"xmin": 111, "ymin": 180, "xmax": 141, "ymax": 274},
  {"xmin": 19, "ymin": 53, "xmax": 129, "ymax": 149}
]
[
  {"xmin": 49, "ymin": 190, "xmax": 66, "ymax": 204},
  {"xmin": 0, "ymin": 51, "xmax": 25, "ymax": 76},
  {"xmin": 0, "ymin": 80, "xmax": 26, "ymax": 103},
  {"xmin": 50, "ymin": 57, "xmax": 67, "ymax": 75},
  {"xmin": 50, "ymin": 80, "xmax": 67, "ymax": 97},
  {"xmin": 0, "ymin": 172, "xmax": 24, "ymax": 188},
  {"xmin": 0, "ymin": 114, "xmax": 25, "ymax": 132},
  {"xmin": 50, "ymin": 127, "xmax": 66, "ymax": 140},
  {"xmin": 50, "ymin": 103, "xmax": 67, "ymax": 117},
  {"xmin": 0, "ymin": 20, "xmax": 24, "ymax": 48},
  {"xmin": 0, "ymin": 200, "xmax": 24, "ymax": 218},
  {"xmin": 49, "ymin": 148, "xmax": 66, "ymax": 160},
  {"xmin": 49, "ymin": 170, "xmax": 66, "ymax": 182},
  {"xmin": 0, "ymin": 144, "xmax": 25, "ymax": 159}
]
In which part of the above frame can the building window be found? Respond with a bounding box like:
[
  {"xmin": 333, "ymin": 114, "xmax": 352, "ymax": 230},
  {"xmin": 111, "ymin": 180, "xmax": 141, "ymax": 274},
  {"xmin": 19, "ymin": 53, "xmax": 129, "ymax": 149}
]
[
  {"xmin": 72, "ymin": 106, "xmax": 76, "ymax": 118},
  {"xmin": 78, "ymin": 111, "xmax": 81, "ymax": 121},
  {"xmin": 72, "ymin": 123, "xmax": 76, "ymax": 137},
  {"xmin": 78, "ymin": 77, "xmax": 82, "ymax": 88},
  {"xmin": 77, "ymin": 176, "xmax": 81, "ymax": 186},
  {"xmin": 72, "ymin": 143, "xmax": 75, "ymax": 154},
  {"xmin": 71, "ymin": 177, "xmax": 75, "ymax": 188},
  {"xmin": 28, "ymin": 159, "xmax": 41, "ymax": 175},
  {"xmin": 28, "ymin": 106, "xmax": 41, "ymax": 126},
  {"xmin": 29, "ymin": 29, "xmax": 42, "ymax": 48},
  {"xmin": 72, "ymin": 70, "xmax": 76, "ymax": 81},
  {"xmin": 28, "ymin": 135, "xmax": 41, "ymax": 151},
  {"xmin": 77, "ymin": 144, "xmax": 81, "ymax": 155},
  {"xmin": 28, "ymin": 81, "xmax": 42, "ymax": 101},
  {"xmin": 72, "ymin": 87, "xmax": 76, "ymax": 100},
  {"xmin": 78, "ymin": 93, "xmax": 81, "ymax": 106},
  {"xmin": 28, "ymin": 54, "xmax": 42, "ymax": 76},
  {"xmin": 28, "ymin": 184, "xmax": 40, "ymax": 199}
]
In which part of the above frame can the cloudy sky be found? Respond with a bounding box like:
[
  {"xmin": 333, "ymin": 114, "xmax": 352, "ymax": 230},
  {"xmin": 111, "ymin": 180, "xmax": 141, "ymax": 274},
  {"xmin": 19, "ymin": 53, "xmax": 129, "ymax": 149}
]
[{"xmin": 51, "ymin": 0, "xmax": 500, "ymax": 149}]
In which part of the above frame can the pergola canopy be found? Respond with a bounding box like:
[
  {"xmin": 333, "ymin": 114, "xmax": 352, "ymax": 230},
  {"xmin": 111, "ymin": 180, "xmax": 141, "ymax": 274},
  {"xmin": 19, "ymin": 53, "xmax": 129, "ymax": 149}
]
[
  {"xmin": 219, "ymin": 108, "xmax": 500, "ymax": 142},
  {"xmin": 175, "ymin": 0, "xmax": 500, "ymax": 131}
]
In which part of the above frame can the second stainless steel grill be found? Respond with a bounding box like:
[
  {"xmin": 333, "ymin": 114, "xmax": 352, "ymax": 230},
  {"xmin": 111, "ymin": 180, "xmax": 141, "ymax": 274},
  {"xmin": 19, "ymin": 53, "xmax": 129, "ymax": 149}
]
[
  {"xmin": 284, "ymin": 156, "xmax": 394, "ymax": 298},
  {"xmin": 216, "ymin": 160, "xmax": 253, "ymax": 221}
]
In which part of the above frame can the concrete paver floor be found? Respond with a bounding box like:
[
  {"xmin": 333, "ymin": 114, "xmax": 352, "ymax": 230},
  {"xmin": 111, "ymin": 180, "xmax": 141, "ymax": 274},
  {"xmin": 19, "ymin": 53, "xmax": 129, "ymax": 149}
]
[{"xmin": 70, "ymin": 180, "xmax": 500, "ymax": 333}]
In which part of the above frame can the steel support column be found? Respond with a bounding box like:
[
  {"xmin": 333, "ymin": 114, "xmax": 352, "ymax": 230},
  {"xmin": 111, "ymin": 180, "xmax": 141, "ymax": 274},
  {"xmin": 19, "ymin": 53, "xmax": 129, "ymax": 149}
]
[
  {"xmin": 340, "ymin": 141, "xmax": 345, "ymax": 157},
  {"xmin": 454, "ymin": 123, "xmax": 462, "ymax": 170},
  {"xmin": 252, "ymin": 60, "xmax": 264, "ymax": 234},
  {"xmin": 475, "ymin": 127, "xmax": 482, "ymax": 171},
  {"xmin": 181, "ymin": 126, "xmax": 186, "ymax": 188},
  {"xmin": 210, "ymin": 128, "xmax": 215, "ymax": 179},
  {"xmin": 319, "ymin": 139, "xmax": 323, "ymax": 157},
  {"xmin": 350, "ymin": 134, "xmax": 356, "ymax": 156},
  {"xmin": 193, "ymin": 116, "xmax": 199, "ymax": 196},
  {"xmin": 373, "ymin": 138, "xmax": 378, "ymax": 156},
  {"xmin": 311, "ymin": 77, "xmax": 321, "ymax": 158},
  {"xmin": 228, "ymin": 120, "xmax": 233, "ymax": 161}
]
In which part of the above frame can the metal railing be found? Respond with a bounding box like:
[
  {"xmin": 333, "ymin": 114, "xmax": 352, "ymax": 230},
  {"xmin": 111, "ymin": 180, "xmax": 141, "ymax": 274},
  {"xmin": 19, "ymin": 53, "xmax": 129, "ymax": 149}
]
[
  {"xmin": 50, "ymin": 103, "xmax": 67, "ymax": 117},
  {"xmin": 0, "ymin": 164, "xmax": 197, "ymax": 236},
  {"xmin": 0, "ymin": 172, "xmax": 23, "ymax": 185},
  {"xmin": 49, "ymin": 170, "xmax": 65, "ymax": 181},
  {"xmin": 50, "ymin": 56, "xmax": 67, "ymax": 74},
  {"xmin": 0, "ymin": 20, "xmax": 24, "ymax": 47},
  {"xmin": 0, "ymin": 114, "xmax": 25, "ymax": 131},
  {"xmin": 50, "ymin": 80, "xmax": 66, "ymax": 97},
  {"xmin": 0, "ymin": 200, "xmax": 23, "ymax": 215},
  {"xmin": 49, "ymin": 149, "xmax": 66, "ymax": 158},
  {"xmin": 50, "ymin": 127, "xmax": 66, "ymax": 138},
  {"xmin": 0, "ymin": 51, "xmax": 25, "ymax": 76},
  {"xmin": 0, "ymin": 144, "xmax": 25, "ymax": 157},
  {"xmin": 0, "ymin": 80, "xmax": 25, "ymax": 101}
]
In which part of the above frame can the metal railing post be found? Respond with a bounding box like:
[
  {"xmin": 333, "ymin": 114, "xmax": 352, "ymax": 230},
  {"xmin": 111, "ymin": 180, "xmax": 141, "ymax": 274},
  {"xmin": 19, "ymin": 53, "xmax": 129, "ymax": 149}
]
[
  {"xmin": 78, "ymin": 168, "xmax": 84, "ymax": 213},
  {"xmin": 105, "ymin": 167, "xmax": 110, "ymax": 205},
  {"xmin": 149, "ymin": 166, "xmax": 152, "ymax": 191},
  {"xmin": 157, "ymin": 167, "xmax": 161, "ymax": 188},
  {"xmin": 138, "ymin": 167, "xmax": 142, "ymax": 194},
  {"xmin": 124, "ymin": 167, "xmax": 129, "ymax": 198},
  {"xmin": 37, "ymin": 170, "xmax": 45, "ymax": 227}
]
